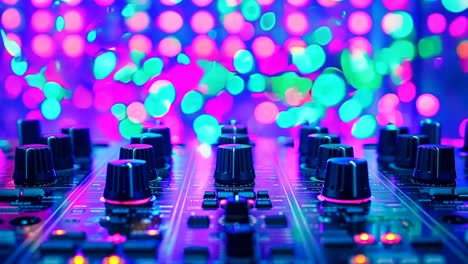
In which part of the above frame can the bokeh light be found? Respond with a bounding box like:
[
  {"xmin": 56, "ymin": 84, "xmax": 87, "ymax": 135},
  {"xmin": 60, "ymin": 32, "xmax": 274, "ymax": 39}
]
[
  {"xmin": 441, "ymin": 0, "xmax": 468, "ymax": 13},
  {"xmin": 31, "ymin": 10, "xmax": 54, "ymax": 32},
  {"xmin": 427, "ymin": 13, "xmax": 447, "ymax": 34},
  {"xmin": 63, "ymin": 10, "xmax": 84, "ymax": 32},
  {"xmin": 285, "ymin": 12, "xmax": 309, "ymax": 35},
  {"xmin": 158, "ymin": 37, "xmax": 182, "ymax": 57},
  {"xmin": 252, "ymin": 37, "xmax": 275, "ymax": 59},
  {"xmin": 449, "ymin": 16, "xmax": 468, "ymax": 38},
  {"xmin": 348, "ymin": 11, "xmax": 372, "ymax": 35},
  {"xmin": 254, "ymin": 102, "xmax": 279, "ymax": 124},
  {"xmin": 158, "ymin": 11, "xmax": 183, "ymax": 33},
  {"xmin": 32, "ymin": 34, "xmax": 55, "ymax": 58},
  {"xmin": 416, "ymin": 93, "xmax": 440, "ymax": 117},
  {"xmin": 191, "ymin": 11, "xmax": 215, "ymax": 34},
  {"xmin": 63, "ymin": 35, "xmax": 85, "ymax": 57},
  {"xmin": 1, "ymin": 8, "xmax": 22, "ymax": 30}
]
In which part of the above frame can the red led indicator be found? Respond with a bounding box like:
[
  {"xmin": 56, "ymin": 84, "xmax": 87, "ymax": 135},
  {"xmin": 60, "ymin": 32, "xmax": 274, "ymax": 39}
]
[
  {"xmin": 353, "ymin": 232, "xmax": 376, "ymax": 245},
  {"xmin": 53, "ymin": 229, "xmax": 66, "ymax": 236},
  {"xmin": 381, "ymin": 232, "xmax": 402, "ymax": 245}
]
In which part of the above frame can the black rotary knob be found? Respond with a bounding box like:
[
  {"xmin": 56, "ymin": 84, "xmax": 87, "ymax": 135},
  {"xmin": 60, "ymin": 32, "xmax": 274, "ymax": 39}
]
[
  {"xmin": 394, "ymin": 134, "xmax": 429, "ymax": 169},
  {"xmin": 62, "ymin": 128, "xmax": 92, "ymax": 158},
  {"xmin": 221, "ymin": 119, "xmax": 248, "ymax": 134},
  {"xmin": 413, "ymin": 145, "xmax": 456, "ymax": 185},
  {"xmin": 377, "ymin": 123, "xmax": 399, "ymax": 157},
  {"xmin": 41, "ymin": 133, "xmax": 74, "ymax": 171},
  {"xmin": 119, "ymin": 144, "xmax": 158, "ymax": 181},
  {"xmin": 17, "ymin": 119, "xmax": 41, "ymax": 145},
  {"xmin": 218, "ymin": 133, "xmax": 250, "ymax": 145},
  {"xmin": 319, "ymin": 157, "xmax": 371, "ymax": 204},
  {"xmin": 145, "ymin": 123, "xmax": 172, "ymax": 158},
  {"xmin": 398, "ymin": 126, "xmax": 409, "ymax": 134},
  {"xmin": 299, "ymin": 123, "xmax": 328, "ymax": 156},
  {"xmin": 103, "ymin": 159, "xmax": 152, "ymax": 205},
  {"xmin": 130, "ymin": 133, "xmax": 166, "ymax": 168},
  {"xmin": 305, "ymin": 133, "xmax": 340, "ymax": 168},
  {"xmin": 225, "ymin": 224, "xmax": 255, "ymax": 258},
  {"xmin": 214, "ymin": 144, "xmax": 255, "ymax": 186},
  {"xmin": 420, "ymin": 119, "xmax": 441, "ymax": 144},
  {"xmin": 224, "ymin": 197, "xmax": 250, "ymax": 224},
  {"xmin": 13, "ymin": 144, "xmax": 56, "ymax": 186},
  {"xmin": 461, "ymin": 121, "xmax": 468, "ymax": 153},
  {"xmin": 315, "ymin": 144, "xmax": 354, "ymax": 180}
]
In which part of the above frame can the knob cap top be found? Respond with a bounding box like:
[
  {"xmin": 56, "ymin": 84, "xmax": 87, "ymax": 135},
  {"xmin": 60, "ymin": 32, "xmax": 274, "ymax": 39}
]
[
  {"xmin": 62, "ymin": 128, "xmax": 92, "ymax": 158},
  {"xmin": 305, "ymin": 133, "xmax": 340, "ymax": 168},
  {"xmin": 214, "ymin": 144, "xmax": 255, "ymax": 185},
  {"xmin": 41, "ymin": 133, "xmax": 74, "ymax": 170},
  {"xmin": 119, "ymin": 144, "xmax": 159, "ymax": 181},
  {"xmin": 319, "ymin": 157, "xmax": 371, "ymax": 204},
  {"xmin": 377, "ymin": 123, "xmax": 399, "ymax": 156},
  {"xmin": 315, "ymin": 144, "xmax": 354, "ymax": 180},
  {"xmin": 17, "ymin": 119, "xmax": 41, "ymax": 146},
  {"xmin": 394, "ymin": 134, "xmax": 429, "ymax": 169},
  {"xmin": 13, "ymin": 144, "xmax": 56, "ymax": 186},
  {"xmin": 130, "ymin": 133, "xmax": 166, "ymax": 168},
  {"xmin": 412, "ymin": 144, "xmax": 456, "ymax": 185},
  {"xmin": 299, "ymin": 124, "xmax": 328, "ymax": 155},
  {"xmin": 420, "ymin": 119, "xmax": 441, "ymax": 144}
]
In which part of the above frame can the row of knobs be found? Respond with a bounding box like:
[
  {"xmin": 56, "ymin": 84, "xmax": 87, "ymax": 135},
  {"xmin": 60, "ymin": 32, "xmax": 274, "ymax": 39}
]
[{"xmin": 13, "ymin": 120, "xmax": 92, "ymax": 186}]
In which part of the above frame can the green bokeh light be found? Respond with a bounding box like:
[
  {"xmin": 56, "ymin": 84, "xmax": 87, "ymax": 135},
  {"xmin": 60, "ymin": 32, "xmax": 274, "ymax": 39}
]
[
  {"xmin": 241, "ymin": 0, "xmax": 261, "ymax": 22},
  {"xmin": 296, "ymin": 102, "xmax": 326, "ymax": 124},
  {"xmin": 441, "ymin": 0, "xmax": 467, "ymax": 13},
  {"xmin": 352, "ymin": 89, "xmax": 374, "ymax": 108},
  {"xmin": 198, "ymin": 60, "xmax": 235, "ymax": 95},
  {"xmin": 181, "ymin": 90, "xmax": 204, "ymax": 114},
  {"xmin": 341, "ymin": 49, "xmax": 382, "ymax": 90},
  {"xmin": 143, "ymin": 57, "xmax": 163, "ymax": 77},
  {"xmin": 352, "ymin": 115, "xmax": 377, "ymax": 138},
  {"xmin": 292, "ymin": 45, "xmax": 326, "ymax": 74},
  {"xmin": 418, "ymin": 36, "xmax": 442, "ymax": 59},
  {"xmin": 114, "ymin": 65, "xmax": 136, "ymax": 83},
  {"xmin": 177, "ymin": 53, "xmax": 191, "ymax": 65},
  {"xmin": 248, "ymin": 73, "xmax": 267, "ymax": 92},
  {"xmin": 56, "ymin": 16, "xmax": 65, "ymax": 32},
  {"xmin": 43, "ymin": 82, "xmax": 65, "ymax": 100},
  {"xmin": 312, "ymin": 26, "xmax": 333, "ymax": 46},
  {"xmin": 226, "ymin": 75, "xmax": 245, "ymax": 95},
  {"xmin": 41, "ymin": 99, "xmax": 62, "ymax": 120},
  {"xmin": 276, "ymin": 111, "xmax": 294, "ymax": 128},
  {"xmin": 193, "ymin": 114, "xmax": 221, "ymax": 144},
  {"xmin": 131, "ymin": 50, "xmax": 145, "ymax": 66},
  {"xmin": 122, "ymin": 4, "xmax": 136, "ymax": 18},
  {"xmin": 233, "ymin": 50, "xmax": 254, "ymax": 74},
  {"xmin": 25, "ymin": 68, "xmax": 47, "ymax": 88},
  {"xmin": 87, "ymin": 30, "xmax": 97, "ymax": 43},
  {"xmin": 260, "ymin": 12, "xmax": 276, "ymax": 31},
  {"xmin": 271, "ymin": 72, "xmax": 312, "ymax": 101},
  {"xmin": 1, "ymin": 30, "xmax": 21, "ymax": 57},
  {"xmin": 218, "ymin": 0, "xmax": 236, "ymax": 14},
  {"xmin": 11, "ymin": 57, "xmax": 28, "ymax": 76},
  {"xmin": 119, "ymin": 118, "xmax": 143, "ymax": 139},
  {"xmin": 312, "ymin": 68, "xmax": 346, "ymax": 107},
  {"xmin": 389, "ymin": 11, "xmax": 413, "ymax": 39},
  {"xmin": 390, "ymin": 40, "xmax": 416, "ymax": 61},
  {"xmin": 132, "ymin": 69, "xmax": 150, "ymax": 86},
  {"xmin": 111, "ymin": 103, "xmax": 127, "ymax": 120},
  {"xmin": 339, "ymin": 99, "xmax": 362, "ymax": 122},
  {"xmin": 93, "ymin": 51, "xmax": 117, "ymax": 80}
]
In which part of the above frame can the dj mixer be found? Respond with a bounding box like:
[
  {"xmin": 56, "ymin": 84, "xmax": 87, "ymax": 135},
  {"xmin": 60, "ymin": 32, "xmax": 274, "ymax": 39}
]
[{"xmin": 0, "ymin": 119, "xmax": 467, "ymax": 264}]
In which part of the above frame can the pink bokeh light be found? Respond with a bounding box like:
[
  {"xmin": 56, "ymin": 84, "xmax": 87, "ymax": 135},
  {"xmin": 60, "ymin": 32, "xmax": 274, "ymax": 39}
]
[
  {"xmin": 63, "ymin": 10, "xmax": 85, "ymax": 32},
  {"xmin": 449, "ymin": 16, "xmax": 467, "ymax": 38},
  {"xmin": 129, "ymin": 34, "xmax": 153, "ymax": 55},
  {"xmin": 1, "ymin": 8, "xmax": 22, "ymax": 30},
  {"xmin": 396, "ymin": 81, "xmax": 416, "ymax": 103},
  {"xmin": 416, "ymin": 94, "xmax": 440, "ymax": 117},
  {"xmin": 32, "ymin": 34, "xmax": 56, "ymax": 58},
  {"xmin": 427, "ymin": 13, "xmax": 447, "ymax": 34},
  {"xmin": 31, "ymin": 10, "xmax": 54, "ymax": 32},
  {"xmin": 252, "ymin": 36, "xmax": 275, "ymax": 59},
  {"xmin": 63, "ymin": 34, "xmax": 85, "ymax": 57},
  {"xmin": 348, "ymin": 11, "xmax": 373, "ymax": 35},
  {"xmin": 191, "ymin": 11, "xmax": 215, "ymax": 34},
  {"xmin": 350, "ymin": 0, "xmax": 372, "ymax": 8},
  {"xmin": 285, "ymin": 11, "xmax": 309, "ymax": 35},
  {"xmin": 158, "ymin": 11, "xmax": 183, "ymax": 33}
]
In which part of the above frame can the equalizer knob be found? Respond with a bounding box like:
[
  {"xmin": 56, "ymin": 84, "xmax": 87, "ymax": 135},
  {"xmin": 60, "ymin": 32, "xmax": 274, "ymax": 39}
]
[
  {"xmin": 319, "ymin": 157, "xmax": 371, "ymax": 204},
  {"xmin": 130, "ymin": 133, "xmax": 166, "ymax": 169},
  {"xmin": 413, "ymin": 145, "xmax": 456, "ymax": 185},
  {"xmin": 420, "ymin": 119, "xmax": 441, "ymax": 144},
  {"xmin": 41, "ymin": 133, "xmax": 74, "ymax": 171},
  {"xmin": 461, "ymin": 121, "xmax": 468, "ymax": 153},
  {"xmin": 144, "ymin": 122, "xmax": 172, "ymax": 159},
  {"xmin": 225, "ymin": 224, "xmax": 255, "ymax": 259},
  {"xmin": 298, "ymin": 123, "xmax": 328, "ymax": 156},
  {"xmin": 119, "ymin": 144, "xmax": 159, "ymax": 181},
  {"xmin": 377, "ymin": 123, "xmax": 399, "ymax": 157},
  {"xmin": 13, "ymin": 144, "xmax": 56, "ymax": 186},
  {"xmin": 393, "ymin": 134, "xmax": 429, "ymax": 169},
  {"xmin": 315, "ymin": 144, "xmax": 354, "ymax": 180},
  {"xmin": 214, "ymin": 144, "xmax": 255, "ymax": 186},
  {"xmin": 17, "ymin": 119, "xmax": 41, "ymax": 145},
  {"xmin": 221, "ymin": 119, "xmax": 248, "ymax": 134},
  {"xmin": 103, "ymin": 159, "xmax": 152, "ymax": 205},
  {"xmin": 224, "ymin": 197, "xmax": 250, "ymax": 224},
  {"xmin": 62, "ymin": 128, "xmax": 92, "ymax": 158},
  {"xmin": 218, "ymin": 133, "xmax": 250, "ymax": 145},
  {"xmin": 305, "ymin": 133, "xmax": 340, "ymax": 168}
]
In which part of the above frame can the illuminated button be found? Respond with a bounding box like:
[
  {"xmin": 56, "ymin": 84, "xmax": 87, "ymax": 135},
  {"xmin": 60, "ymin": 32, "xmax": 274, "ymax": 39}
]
[
  {"xmin": 381, "ymin": 232, "xmax": 402, "ymax": 245},
  {"xmin": 354, "ymin": 232, "xmax": 376, "ymax": 245},
  {"xmin": 70, "ymin": 255, "xmax": 87, "ymax": 264},
  {"xmin": 350, "ymin": 254, "xmax": 370, "ymax": 264},
  {"xmin": 202, "ymin": 199, "xmax": 218, "ymax": 209},
  {"xmin": 256, "ymin": 199, "xmax": 272, "ymax": 209},
  {"xmin": 130, "ymin": 230, "xmax": 162, "ymax": 240},
  {"xmin": 257, "ymin": 191, "xmax": 270, "ymax": 199},
  {"xmin": 238, "ymin": 191, "xmax": 256, "ymax": 199},
  {"xmin": 203, "ymin": 191, "xmax": 216, "ymax": 199},
  {"xmin": 103, "ymin": 255, "xmax": 124, "ymax": 264},
  {"xmin": 50, "ymin": 230, "xmax": 86, "ymax": 240}
]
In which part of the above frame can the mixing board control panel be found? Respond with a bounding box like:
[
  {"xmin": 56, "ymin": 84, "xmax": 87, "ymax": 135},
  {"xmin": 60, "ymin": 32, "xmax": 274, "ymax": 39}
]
[{"xmin": 0, "ymin": 119, "xmax": 467, "ymax": 263}]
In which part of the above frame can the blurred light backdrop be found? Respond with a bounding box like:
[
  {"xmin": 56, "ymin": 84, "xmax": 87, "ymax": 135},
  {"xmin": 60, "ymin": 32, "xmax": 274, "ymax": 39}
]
[{"xmin": 0, "ymin": 0, "xmax": 467, "ymax": 144}]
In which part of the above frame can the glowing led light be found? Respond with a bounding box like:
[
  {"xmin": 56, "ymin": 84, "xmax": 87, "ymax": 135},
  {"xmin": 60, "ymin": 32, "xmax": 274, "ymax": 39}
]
[
  {"xmin": 287, "ymin": 0, "xmax": 309, "ymax": 6},
  {"xmin": 158, "ymin": 37, "xmax": 181, "ymax": 57},
  {"xmin": 129, "ymin": 34, "xmax": 152, "ymax": 55},
  {"xmin": 181, "ymin": 90, "xmax": 204, "ymax": 114},
  {"xmin": 457, "ymin": 41, "xmax": 468, "ymax": 59},
  {"xmin": 31, "ymin": 10, "xmax": 54, "ymax": 32},
  {"xmin": 352, "ymin": 115, "xmax": 377, "ymax": 139},
  {"xmin": 252, "ymin": 36, "xmax": 275, "ymax": 59},
  {"xmin": 63, "ymin": 10, "xmax": 84, "ymax": 32},
  {"xmin": 396, "ymin": 81, "xmax": 416, "ymax": 103},
  {"xmin": 349, "ymin": 37, "xmax": 373, "ymax": 55},
  {"xmin": 260, "ymin": 12, "xmax": 276, "ymax": 31},
  {"xmin": 382, "ymin": 0, "xmax": 408, "ymax": 10},
  {"xmin": 257, "ymin": 0, "xmax": 274, "ymax": 5},
  {"xmin": 111, "ymin": 103, "xmax": 127, "ymax": 120},
  {"xmin": 354, "ymin": 232, "xmax": 376, "ymax": 245},
  {"xmin": 416, "ymin": 94, "xmax": 440, "ymax": 117},
  {"xmin": 191, "ymin": 11, "xmax": 214, "ymax": 34},
  {"xmin": 103, "ymin": 255, "xmax": 124, "ymax": 264},
  {"xmin": 286, "ymin": 11, "xmax": 309, "ymax": 35},
  {"xmin": 193, "ymin": 0, "xmax": 212, "ymax": 6},
  {"xmin": 177, "ymin": 53, "xmax": 190, "ymax": 65},
  {"xmin": 233, "ymin": 49, "xmax": 254, "ymax": 74},
  {"xmin": 53, "ymin": 229, "xmax": 66, "ymax": 236},
  {"xmin": 32, "ymin": 34, "xmax": 55, "ymax": 58},
  {"xmin": 93, "ymin": 51, "xmax": 117, "ymax": 80},
  {"xmin": 63, "ymin": 35, "xmax": 85, "ymax": 58},
  {"xmin": 2, "ymin": 0, "xmax": 19, "ymax": 4},
  {"xmin": 241, "ymin": 0, "xmax": 261, "ymax": 22},
  {"xmin": 223, "ymin": 11, "xmax": 245, "ymax": 34},
  {"xmin": 350, "ymin": 0, "xmax": 372, "ymax": 8},
  {"xmin": 43, "ymin": 82, "xmax": 65, "ymax": 100},
  {"xmin": 382, "ymin": 11, "xmax": 414, "ymax": 39},
  {"xmin": 378, "ymin": 93, "xmax": 399, "ymax": 113},
  {"xmin": 193, "ymin": 35, "xmax": 216, "ymax": 58},
  {"xmin": 70, "ymin": 255, "xmax": 87, "ymax": 264},
  {"xmin": 56, "ymin": 16, "xmax": 65, "ymax": 31},
  {"xmin": 449, "ymin": 16, "xmax": 467, "ymax": 37},
  {"xmin": 126, "ymin": 12, "xmax": 150, "ymax": 32},
  {"xmin": 350, "ymin": 254, "xmax": 369, "ymax": 264},
  {"xmin": 317, "ymin": 0, "xmax": 340, "ymax": 7},
  {"xmin": 427, "ymin": 13, "xmax": 447, "ymax": 34},
  {"xmin": 348, "ymin": 11, "xmax": 372, "ymax": 35},
  {"xmin": 64, "ymin": 0, "xmax": 82, "ymax": 6},
  {"xmin": 72, "ymin": 86, "xmax": 93, "ymax": 109},
  {"xmin": 441, "ymin": 0, "xmax": 467, "ymax": 13},
  {"xmin": 381, "ymin": 232, "xmax": 402, "ymax": 245},
  {"xmin": 41, "ymin": 99, "xmax": 62, "ymax": 120},
  {"xmin": 31, "ymin": 0, "xmax": 52, "ymax": 8},
  {"xmin": 292, "ymin": 44, "xmax": 326, "ymax": 74},
  {"xmin": 1, "ymin": 8, "xmax": 22, "ymax": 30},
  {"xmin": 284, "ymin": 38, "xmax": 306, "ymax": 52},
  {"xmin": 146, "ymin": 229, "xmax": 159, "ymax": 236},
  {"xmin": 193, "ymin": 114, "xmax": 221, "ymax": 144},
  {"xmin": 11, "ymin": 57, "xmax": 27, "ymax": 76},
  {"xmin": 5, "ymin": 75, "xmax": 23, "ymax": 99},
  {"xmin": 158, "ymin": 11, "xmax": 183, "ymax": 33},
  {"xmin": 254, "ymin": 102, "xmax": 279, "ymax": 124}
]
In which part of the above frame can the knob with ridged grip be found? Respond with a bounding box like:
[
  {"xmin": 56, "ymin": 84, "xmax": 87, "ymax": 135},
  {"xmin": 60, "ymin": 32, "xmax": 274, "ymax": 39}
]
[
  {"xmin": 461, "ymin": 121, "xmax": 468, "ymax": 153},
  {"xmin": 130, "ymin": 133, "xmax": 166, "ymax": 169},
  {"xmin": 225, "ymin": 224, "xmax": 255, "ymax": 259},
  {"xmin": 214, "ymin": 144, "xmax": 255, "ymax": 186},
  {"xmin": 298, "ymin": 124, "xmax": 328, "ymax": 156},
  {"xmin": 119, "ymin": 144, "xmax": 158, "ymax": 181},
  {"xmin": 221, "ymin": 120, "xmax": 248, "ymax": 134},
  {"xmin": 319, "ymin": 157, "xmax": 371, "ymax": 204},
  {"xmin": 61, "ymin": 128, "xmax": 92, "ymax": 158},
  {"xmin": 393, "ymin": 134, "xmax": 429, "ymax": 169},
  {"xmin": 13, "ymin": 144, "xmax": 56, "ymax": 186},
  {"xmin": 224, "ymin": 197, "xmax": 250, "ymax": 224},
  {"xmin": 377, "ymin": 123, "xmax": 399, "ymax": 157},
  {"xmin": 144, "ymin": 123, "xmax": 172, "ymax": 158},
  {"xmin": 17, "ymin": 119, "xmax": 41, "ymax": 146},
  {"xmin": 305, "ymin": 133, "xmax": 340, "ymax": 168},
  {"xmin": 420, "ymin": 119, "xmax": 441, "ymax": 144},
  {"xmin": 218, "ymin": 133, "xmax": 250, "ymax": 145},
  {"xmin": 41, "ymin": 133, "xmax": 74, "ymax": 171},
  {"xmin": 315, "ymin": 144, "xmax": 354, "ymax": 180},
  {"xmin": 103, "ymin": 159, "xmax": 152, "ymax": 205},
  {"xmin": 412, "ymin": 145, "xmax": 456, "ymax": 185}
]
